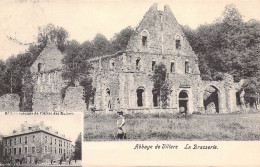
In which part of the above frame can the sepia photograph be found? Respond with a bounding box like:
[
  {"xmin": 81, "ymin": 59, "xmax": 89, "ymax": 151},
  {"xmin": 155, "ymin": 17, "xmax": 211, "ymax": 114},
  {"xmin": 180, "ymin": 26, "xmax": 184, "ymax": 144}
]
[
  {"xmin": 0, "ymin": 114, "xmax": 82, "ymax": 166},
  {"xmin": 0, "ymin": 0, "xmax": 260, "ymax": 166}
]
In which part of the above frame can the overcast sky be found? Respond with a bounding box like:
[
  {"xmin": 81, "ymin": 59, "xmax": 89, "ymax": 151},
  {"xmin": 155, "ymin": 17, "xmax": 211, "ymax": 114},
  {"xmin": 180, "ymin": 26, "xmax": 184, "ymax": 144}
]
[
  {"xmin": 0, "ymin": 113, "xmax": 82, "ymax": 143},
  {"xmin": 0, "ymin": 0, "xmax": 260, "ymax": 61}
]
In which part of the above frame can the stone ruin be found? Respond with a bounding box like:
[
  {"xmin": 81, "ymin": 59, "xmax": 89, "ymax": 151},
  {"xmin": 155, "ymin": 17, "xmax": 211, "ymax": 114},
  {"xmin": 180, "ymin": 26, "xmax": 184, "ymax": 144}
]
[{"xmin": 0, "ymin": 94, "xmax": 20, "ymax": 112}]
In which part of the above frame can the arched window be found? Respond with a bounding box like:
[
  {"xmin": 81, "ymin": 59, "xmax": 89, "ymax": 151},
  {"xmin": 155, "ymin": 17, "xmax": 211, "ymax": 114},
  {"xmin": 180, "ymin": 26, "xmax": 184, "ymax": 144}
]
[
  {"xmin": 137, "ymin": 87, "xmax": 145, "ymax": 107},
  {"xmin": 170, "ymin": 61, "xmax": 175, "ymax": 73},
  {"xmin": 185, "ymin": 60, "xmax": 190, "ymax": 74},
  {"xmin": 136, "ymin": 58, "xmax": 141, "ymax": 71},
  {"xmin": 141, "ymin": 30, "xmax": 148, "ymax": 46},
  {"xmin": 152, "ymin": 89, "xmax": 159, "ymax": 107},
  {"xmin": 38, "ymin": 63, "xmax": 42, "ymax": 72},
  {"xmin": 152, "ymin": 61, "xmax": 156, "ymax": 71},
  {"xmin": 175, "ymin": 35, "xmax": 181, "ymax": 50}
]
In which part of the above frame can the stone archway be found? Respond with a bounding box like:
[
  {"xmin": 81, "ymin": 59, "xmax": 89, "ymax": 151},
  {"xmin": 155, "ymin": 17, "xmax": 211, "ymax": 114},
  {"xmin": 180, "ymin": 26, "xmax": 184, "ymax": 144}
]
[
  {"xmin": 178, "ymin": 90, "xmax": 189, "ymax": 113},
  {"xmin": 203, "ymin": 85, "xmax": 220, "ymax": 113}
]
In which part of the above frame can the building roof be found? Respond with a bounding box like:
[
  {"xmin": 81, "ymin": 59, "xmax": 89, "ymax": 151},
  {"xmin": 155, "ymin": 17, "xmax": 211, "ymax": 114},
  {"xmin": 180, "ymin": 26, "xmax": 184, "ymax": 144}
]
[{"xmin": 3, "ymin": 121, "xmax": 71, "ymax": 142}]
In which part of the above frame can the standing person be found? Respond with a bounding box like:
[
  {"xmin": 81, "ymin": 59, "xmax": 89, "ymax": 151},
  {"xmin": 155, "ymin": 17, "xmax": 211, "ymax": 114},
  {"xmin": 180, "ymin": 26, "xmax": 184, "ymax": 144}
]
[
  {"xmin": 117, "ymin": 111, "xmax": 126, "ymax": 139},
  {"xmin": 59, "ymin": 157, "xmax": 62, "ymax": 165}
]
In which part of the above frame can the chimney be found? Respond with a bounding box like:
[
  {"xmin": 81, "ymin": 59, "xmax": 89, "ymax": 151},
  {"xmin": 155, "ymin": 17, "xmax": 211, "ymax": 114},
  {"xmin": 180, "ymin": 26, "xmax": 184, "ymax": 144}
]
[{"xmin": 13, "ymin": 130, "xmax": 17, "ymax": 134}]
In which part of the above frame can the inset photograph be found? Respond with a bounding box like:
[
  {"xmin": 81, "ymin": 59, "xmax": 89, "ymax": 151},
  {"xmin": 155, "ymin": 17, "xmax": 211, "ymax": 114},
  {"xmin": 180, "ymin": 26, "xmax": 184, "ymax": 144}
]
[{"xmin": 0, "ymin": 114, "xmax": 82, "ymax": 166}]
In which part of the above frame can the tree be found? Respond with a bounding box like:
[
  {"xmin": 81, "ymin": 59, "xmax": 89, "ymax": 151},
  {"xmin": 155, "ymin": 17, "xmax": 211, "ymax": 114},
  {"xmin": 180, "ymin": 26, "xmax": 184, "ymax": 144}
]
[
  {"xmin": 152, "ymin": 63, "xmax": 172, "ymax": 108},
  {"xmin": 0, "ymin": 134, "xmax": 3, "ymax": 163},
  {"xmin": 74, "ymin": 133, "xmax": 82, "ymax": 160},
  {"xmin": 92, "ymin": 33, "xmax": 112, "ymax": 56},
  {"xmin": 110, "ymin": 26, "xmax": 134, "ymax": 52},
  {"xmin": 37, "ymin": 23, "xmax": 69, "ymax": 53},
  {"xmin": 20, "ymin": 68, "xmax": 34, "ymax": 111},
  {"xmin": 182, "ymin": 4, "xmax": 260, "ymax": 108},
  {"xmin": 0, "ymin": 60, "xmax": 8, "ymax": 96},
  {"xmin": 61, "ymin": 40, "xmax": 94, "ymax": 108}
]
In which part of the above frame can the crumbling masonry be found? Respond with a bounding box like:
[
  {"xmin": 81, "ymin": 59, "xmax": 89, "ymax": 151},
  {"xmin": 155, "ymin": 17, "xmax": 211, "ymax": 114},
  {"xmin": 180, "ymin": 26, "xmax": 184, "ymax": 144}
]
[
  {"xmin": 29, "ymin": 3, "xmax": 242, "ymax": 113},
  {"xmin": 89, "ymin": 4, "xmax": 242, "ymax": 114}
]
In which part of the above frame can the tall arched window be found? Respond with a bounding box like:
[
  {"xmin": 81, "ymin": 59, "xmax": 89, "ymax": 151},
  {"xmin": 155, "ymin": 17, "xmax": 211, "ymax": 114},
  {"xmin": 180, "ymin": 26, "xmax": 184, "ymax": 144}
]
[
  {"xmin": 175, "ymin": 35, "xmax": 181, "ymax": 50},
  {"xmin": 170, "ymin": 61, "xmax": 175, "ymax": 73},
  {"xmin": 185, "ymin": 60, "xmax": 190, "ymax": 74},
  {"xmin": 137, "ymin": 87, "xmax": 145, "ymax": 107},
  {"xmin": 141, "ymin": 30, "xmax": 148, "ymax": 46},
  {"xmin": 136, "ymin": 58, "xmax": 141, "ymax": 71},
  {"xmin": 38, "ymin": 63, "xmax": 42, "ymax": 72}
]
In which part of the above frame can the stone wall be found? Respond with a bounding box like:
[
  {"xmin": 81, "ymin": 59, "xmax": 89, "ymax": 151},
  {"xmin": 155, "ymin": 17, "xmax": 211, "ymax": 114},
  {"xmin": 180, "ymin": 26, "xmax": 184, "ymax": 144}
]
[
  {"xmin": 32, "ymin": 93, "xmax": 61, "ymax": 112},
  {"xmin": 63, "ymin": 86, "xmax": 86, "ymax": 112},
  {"xmin": 89, "ymin": 4, "xmax": 240, "ymax": 115},
  {"xmin": 0, "ymin": 94, "xmax": 20, "ymax": 112}
]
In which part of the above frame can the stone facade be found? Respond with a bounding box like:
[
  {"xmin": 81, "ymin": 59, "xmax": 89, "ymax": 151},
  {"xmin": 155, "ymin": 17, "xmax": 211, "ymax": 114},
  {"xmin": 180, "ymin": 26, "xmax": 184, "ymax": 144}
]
[
  {"xmin": 29, "ymin": 3, "xmax": 242, "ymax": 114},
  {"xmin": 2, "ymin": 122, "xmax": 72, "ymax": 164},
  {"xmin": 30, "ymin": 41, "xmax": 86, "ymax": 112},
  {"xmin": 90, "ymin": 4, "xmax": 241, "ymax": 114},
  {"xmin": 30, "ymin": 41, "xmax": 65, "ymax": 112},
  {"xmin": 0, "ymin": 94, "xmax": 20, "ymax": 112}
]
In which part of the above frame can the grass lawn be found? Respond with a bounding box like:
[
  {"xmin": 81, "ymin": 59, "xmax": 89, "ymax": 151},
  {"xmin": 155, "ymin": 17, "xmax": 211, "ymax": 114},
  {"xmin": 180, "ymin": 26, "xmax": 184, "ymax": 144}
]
[{"xmin": 84, "ymin": 111, "xmax": 260, "ymax": 141}]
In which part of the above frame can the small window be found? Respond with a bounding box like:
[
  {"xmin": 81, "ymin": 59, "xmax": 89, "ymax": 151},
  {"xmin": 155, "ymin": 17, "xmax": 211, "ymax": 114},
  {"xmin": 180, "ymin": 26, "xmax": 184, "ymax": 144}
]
[
  {"xmin": 25, "ymin": 137, "xmax": 27, "ymax": 144},
  {"xmin": 110, "ymin": 59, "xmax": 115, "ymax": 69},
  {"xmin": 175, "ymin": 35, "xmax": 181, "ymax": 50},
  {"xmin": 152, "ymin": 61, "xmax": 156, "ymax": 71},
  {"xmin": 141, "ymin": 31, "xmax": 148, "ymax": 46},
  {"xmin": 136, "ymin": 58, "xmax": 141, "ymax": 71},
  {"xmin": 185, "ymin": 61, "xmax": 190, "ymax": 74},
  {"xmin": 38, "ymin": 63, "xmax": 42, "ymax": 72},
  {"xmin": 142, "ymin": 36, "xmax": 147, "ymax": 46},
  {"xmin": 170, "ymin": 62, "xmax": 175, "ymax": 73},
  {"xmin": 25, "ymin": 147, "xmax": 27, "ymax": 154},
  {"xmin": 32, "ymin": 147, "xmax": 35, "ymax": 154}
]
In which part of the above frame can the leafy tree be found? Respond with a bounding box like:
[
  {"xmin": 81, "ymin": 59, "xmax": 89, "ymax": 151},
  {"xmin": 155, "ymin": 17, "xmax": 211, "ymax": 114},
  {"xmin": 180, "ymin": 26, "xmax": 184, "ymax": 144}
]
[
  {"xmin": 0, "ymin": 134, "xmax": 3, "ymax": 163},
  {"xmin": 74, "ymin": 133, "xmax": 82, "ymax": 160},
  {"xmin": 61, "ymin": 40, "xmax": 94, "ymax": 108},
  {"xmin": 20, "ymin": 68, "xmax": 34, "ymax": 111},
  {"xmin": 152, "ymin": 63, "xmax": 172, "ymax": 108},
  {"xmin": 110, "ymin": 26, "xmax": 134, "ymax": 52},
  {"xmin": 92, "ymin": 33, "xmax": 112, "ymax": 56},
  {"xmin": 37, "ymin": 23, "xmax": 69, "ymax": 53},
  {"xmin": 0, "ymin": 60, "xmax": 8, "ymax": 96},
  {"xmin": 182, "ymin": 4, "xmax": 260, "ymax": 107}
]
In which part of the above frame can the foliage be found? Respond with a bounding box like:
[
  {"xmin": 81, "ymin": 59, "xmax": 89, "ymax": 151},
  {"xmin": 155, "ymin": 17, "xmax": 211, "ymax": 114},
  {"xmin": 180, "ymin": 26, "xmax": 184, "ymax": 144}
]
[
  {"xmin": 20, "ymin": 68, "xmax": 34, "ymax": 111},
  {"xmin": 152, "ymin": 63, "xmax": 172, "ymax": 108},
  {"xmin": 182, "ymin": 4, "xmax": 260, "ymax": 107},
  {"xmin": 110, "ymin": 26, "xmax": 134, "ymax": 52},
  {"xmin": 37, "ymin": 23, "xmax": 69, "ymax": 53},
  {"xmin": 74, "ymin": 133, "xmax": 82, "ymax": 160},
  {"xmin": 0, "ymin": 135, "xmax": 3, "ymax": 163},
  {"xmin": 92, "ymin": 33, "xmax": 112, "ymax": 56},
  {"xmin": 61, "ymin": 40, "xmax": 94, "ymax": 108}
]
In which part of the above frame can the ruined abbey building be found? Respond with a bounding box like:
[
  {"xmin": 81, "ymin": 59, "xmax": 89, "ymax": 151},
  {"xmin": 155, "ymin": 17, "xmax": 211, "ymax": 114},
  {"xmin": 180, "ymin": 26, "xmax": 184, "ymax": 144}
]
[
  {"xmin": 29, "ymin": 3, "xmax": 242, "ymax": 113},
  {"xmin": 30, "ymin": 39, "xmax": 86, "ymax": 112},
  {"xmin": 89, "ymin": 4, "xmax": 242, "ymax": 114}
]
